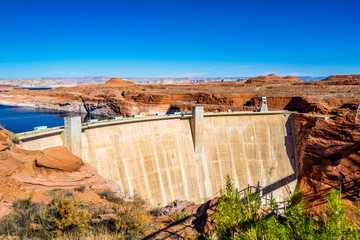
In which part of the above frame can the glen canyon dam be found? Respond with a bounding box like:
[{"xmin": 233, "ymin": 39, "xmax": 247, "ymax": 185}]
[{"xmin": 17, "ymin": 107, "xmax": 297, "ymax": 206}]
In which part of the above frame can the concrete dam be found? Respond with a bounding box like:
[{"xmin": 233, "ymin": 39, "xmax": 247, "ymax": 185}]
[{"xmin": 17, "ymin": 107, "xmax": 297, "ymax": 206}]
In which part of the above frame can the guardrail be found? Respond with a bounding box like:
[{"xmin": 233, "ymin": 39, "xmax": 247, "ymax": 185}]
[
  {"xmin": 237, "ymin": 183, "xmax": 289, "ymax": 215},
  {"xmin": 16, "ymin": 110, "xmax": 294, "ymax": 141}
]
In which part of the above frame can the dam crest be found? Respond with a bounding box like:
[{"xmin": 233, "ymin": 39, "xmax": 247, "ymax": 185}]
[{"xmin": 17, "ymin": 108, "xmax": 297, "ymax": 206}]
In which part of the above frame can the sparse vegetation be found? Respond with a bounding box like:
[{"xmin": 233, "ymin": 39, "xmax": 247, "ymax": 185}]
[
  {"xmin": 208, "ymin": 175, "xmax": 360, "ymax": 240},
  {"xmin": 3, "ymin": 176, "xmax": 360, "ymax": 239},
  {"xmin": 149, "ymin": 206, "xmax": 164, "ymax": 217},
  {"xmin": 0, "ymin": 189, "xmax": 154, "ymax": 239},
  {"xmin": 0, "ymin": 190, "xmax": 51, "ymax": 239},
  {"xmin": 99, "ymin": 188, "xmax": 123, "ymax": 203},
  {"xmin": 171, "ymin": 211, "xmax": 192, "ymax": 224},
  {"xmin": 10, "ymin": 135, "xmax": 20, "ymax": 144},
  {"xmin": 113, "ymin": 198, "xmax": 153, "ymax": 238},
  {"xmin": 48, "ymin": 191, "xmax": 92, "ymax": 236},
  {"xmin": 74, "ymin": 185, "xmax": 86, "ymax": 192},
  {"xmin": 51, "ymin": 188, "xmax": 74, "ymax": 198}
]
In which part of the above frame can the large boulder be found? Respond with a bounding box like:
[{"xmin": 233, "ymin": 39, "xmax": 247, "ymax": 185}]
[{"xmin": 35, "ymin": 146, "xmax": 83, "ymax": 172}]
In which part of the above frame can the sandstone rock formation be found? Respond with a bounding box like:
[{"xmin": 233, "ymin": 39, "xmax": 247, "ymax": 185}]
[
  {"xmin": 244, "ymin": 74, "xmax": 303, "ymax": 84},
  {"xmin": 103, "ymin": 77, "xmax": 136, "ymax": 87},
  {"xmin": 319, "ymin": 74, "xmax": 360, "ymax": 85},
  {"xmin": 0, "ymin": 85, "xmax": 15, "ymax": 91},
  {"xmin": 0, "ymin": 74, "xmax": 359, "ymax": 117},
  {"xmin": 0, "ymin": 128, "xmax": 122, "ymax": 218},
  {"xmin": 292, "ymin": 105, "xmax": 360, "ymax": 214},
  {"xmin": 35, "ymin": 146, "xmax": 83, "ymax": 172}
]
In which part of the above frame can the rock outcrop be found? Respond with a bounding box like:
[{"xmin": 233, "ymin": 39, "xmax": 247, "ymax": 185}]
[
  {"xmin": 0, "ymin": 128, "xmax": 122, "ymax": 218},
  {"xmin": 104, "ymin": 77, "xmax": 136, "ymax": 87},
  {"xmin": 292, "ymin": 106, "xmax": 360, "ymax": 213},
  {"xmin": 245, "ymin": 74, "xmax": 303, "ymax": 84},
  {"xmin": 319, "ymin": 74, "xmax": 360, "ymax": 85},
  {"xmin": 0, "ymin": 74, "xmax": 359, "ymax": 117},
  {"xmin": 35, "ymin": 146, "xmax": 83, "ymax": 172}
]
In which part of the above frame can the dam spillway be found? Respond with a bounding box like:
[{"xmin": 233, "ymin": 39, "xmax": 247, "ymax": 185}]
[{"xmin": 18, "ymin": 109, "xmax": 297, "ymax": 205}]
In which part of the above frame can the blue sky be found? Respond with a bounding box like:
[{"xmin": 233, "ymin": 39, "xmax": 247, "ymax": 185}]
[{"xmin": 0, "ymin": 0, "xmax": 359, "ymax": 78}]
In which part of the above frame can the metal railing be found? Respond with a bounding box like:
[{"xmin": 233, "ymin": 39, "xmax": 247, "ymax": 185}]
[{"xmin": 236, "ymin": 183, "xmax": 290, "ymax": 215}]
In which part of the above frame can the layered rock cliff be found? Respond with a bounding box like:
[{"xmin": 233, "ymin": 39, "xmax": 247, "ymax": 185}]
[
  {"xmin": 245, "ymin": 74, "xmax": 303, "ymax": 84},
  {"xmin": 320, "ymin": 74, "xmax": 360, "ymax": 85},
  {"xmin": 1, "ymin": 74, "xmax": 359, "ymax": 117},
  {"xmin": 292, "ymin": 105, "xmax": 360, "ymax": 212}
]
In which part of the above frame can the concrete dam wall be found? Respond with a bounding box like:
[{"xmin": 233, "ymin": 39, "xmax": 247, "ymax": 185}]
[{"xmin": 19, "ymin": 109, "xmax": 297, "ymax": 205}]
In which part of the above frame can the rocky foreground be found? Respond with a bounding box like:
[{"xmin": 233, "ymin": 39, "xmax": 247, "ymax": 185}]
[{"xmin": 0, "ymin": 128, "xmax": 123, "ymax": 218}]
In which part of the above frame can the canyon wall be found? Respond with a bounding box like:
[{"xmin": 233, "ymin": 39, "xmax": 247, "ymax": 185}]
[{"xmin": 20, "ymin": 112, "xmax": 297, "ymax": 205}]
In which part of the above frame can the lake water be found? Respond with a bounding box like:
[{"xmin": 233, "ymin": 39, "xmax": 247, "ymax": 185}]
[{"xmin": 0, "ymin": 105, "xmax": 106, "ymax": 133}]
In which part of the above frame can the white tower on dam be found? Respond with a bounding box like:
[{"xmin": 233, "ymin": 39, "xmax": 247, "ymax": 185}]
[
  {"xmin": 191, "ymin": 106, "xmax": 204, "ymax": 154},
  {"xmin": 64, "ymin": 115, "xmax": 82, "ymax": 158},
  {"xmin": 18, "ymin": 108, "xmax": 298, "ymax": 206}
]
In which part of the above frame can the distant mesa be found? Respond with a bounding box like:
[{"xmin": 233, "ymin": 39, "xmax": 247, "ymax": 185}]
[
  {"xmin": 104, "ymin": 77, "xmax": 136, "ymax": 87},
  {"xmin": 244, "ymin": 74, "xmax": 303, "ymax": 84},
  {"xmin": 319, "ymin": 74, "xmax": 360, "ymax": 85},
  {"xmin": 0, "ymin": 85, "xmax": 15, "ymax": 91}
]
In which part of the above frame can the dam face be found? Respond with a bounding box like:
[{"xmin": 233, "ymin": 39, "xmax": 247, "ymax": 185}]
[{"xmin": 19, "ymin": 110, "xmax": 297, "ymax": 205}]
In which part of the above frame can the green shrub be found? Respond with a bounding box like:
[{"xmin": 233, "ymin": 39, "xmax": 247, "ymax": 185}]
[
  {"xmin": 99, "ymin": 188, "xmax": 123, "ymax": 203},
  {"xmin": 10, "ymin": 136, "xmax": 20, "ymax": 144},
  {"xmin": 214, "ymin": 175, "xmax": 263, "ymax": 239},
  {"xmin": 284, "ymin": 190, "xmax": 318, "ymax": 239},
  {"xmin": 74, "ymin": 185, "xmax": 86, "ymax": 192},
  {"xmin": 211, "ymin": 176, "xmax": 360, "ymax": 240},
  {"xmin": 318, "ymin": 188, "xmax": 353, "ymax": 239},
  {"xmin": 113, "ymin": 199, "xmax": 152, "ymax": 238},
  {"xmin": 0, "ymin": 191, "xmax": 51, "ymax": 239},
  {"xmin": 51, "ymin": 188, "xmax": 74, "ymax": 198},
  {"xmin": 149, "ymin": 206, "xmax": 164, "ymax": 217},
  {"xmin": 48, "ymin": 191, "xmax": 92, "ymax": 236},
  {"xmin": 171, "ymin": 212, "xmax": 191, "ymax": 224}
]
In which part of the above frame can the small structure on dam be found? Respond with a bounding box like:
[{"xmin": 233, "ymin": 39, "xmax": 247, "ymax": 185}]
[
  {"xmin": 255, "ymin": 96, "xmax": 269, "ymax": 112},
  {"xmin": 64, "ymin": 116, "xmax": 82, "ymax": 158},
  {"xmin": 18, "ymin": 107, "xmax": 297, "ymax": 206}
]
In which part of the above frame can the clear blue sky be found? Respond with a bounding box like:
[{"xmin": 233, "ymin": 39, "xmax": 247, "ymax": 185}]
[{"xmin": 1, "ymin": 0, "xmax": 359, "ymax": 78}]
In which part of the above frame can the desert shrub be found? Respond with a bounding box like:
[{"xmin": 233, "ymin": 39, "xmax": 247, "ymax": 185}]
[
  {"xmin": 283, "ymin": 190, "xmax": 318, "ymax": 239},
  {"xmin": 149, "ymin": 206, "xmax": 164, "ymax": 217},
  {"xmin": 171, "ymin": 211, "xmax": 191, "ymax": 224},
  {"xmin": 214, "ymin": 175, "xmax": 263, "ymax": 239},
  {"xmin": 48, "ymin": 191, "xmax": 92, "ymax": 236},
  {"xmin": 113, "ymin": 199, "xmax": 152, "ymax": 238},
  {"xmin": 99, "ymin": 188, "xmax": 122, "ymax": 203},
  {"xmin": 0, "ymin": 191, "xmax": 51, "ymax": 238},
  {"xmin": 51, "ymin": 188, "xmax": 74, "ymax": 198},
  {"xmin": 74, "ymin": 185, "xmax": 86, "ymax": 192},
  {"xmin": 10, "ymin": 135, "xmax": 20, "ymax": 144},
  {"xmin": 52, "ymin": 226, "xmax": 124, "ymax": 240},
  {"xmin": 0, "ymin": 213, "xmax": 18, "ymax": 236},
  {"xmin": 318, "ymin": 188, "xmax": 356, "ymax": 239}
]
